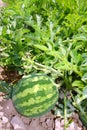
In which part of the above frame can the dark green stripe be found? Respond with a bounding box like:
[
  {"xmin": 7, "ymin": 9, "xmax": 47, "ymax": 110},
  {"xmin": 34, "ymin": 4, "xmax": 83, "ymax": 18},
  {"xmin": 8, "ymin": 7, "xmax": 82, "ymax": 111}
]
[
  {"xmin": 13, "ymin": 79, "xmax": 52, "ymax": 94},
  {"xmin": 16, "ymin": 100, "xmax": 57, "ymax": 117},
  {"xmin": 14, "ymin": 92, "xmax": 58, "ymax": 113},
  {"xmin": 13, "ymin": 90, "xmax": 45, "ymax": 103},
  {"xmin": 12, "ymin": 85, "xmax": 56, "ymax": 104},
  {"xmin": 27, "ymin": 101, "xmax": 57, "ymax": 117},
  {"xmin": 24, "ymin": 100, "xmax": 57, "ymax": 116}
]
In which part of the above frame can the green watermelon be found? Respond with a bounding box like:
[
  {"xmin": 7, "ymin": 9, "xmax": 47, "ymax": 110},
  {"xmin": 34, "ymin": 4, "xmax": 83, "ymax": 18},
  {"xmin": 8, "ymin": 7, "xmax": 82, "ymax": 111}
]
[{"xmin": 12, "ymin": 74, "xmax": 58, "ymax": 117}]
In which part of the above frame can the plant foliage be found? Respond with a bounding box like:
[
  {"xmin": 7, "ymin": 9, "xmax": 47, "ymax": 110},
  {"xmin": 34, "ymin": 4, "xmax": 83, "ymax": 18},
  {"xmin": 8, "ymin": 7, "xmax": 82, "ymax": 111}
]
[{"xmin": 0, "ymin": 0, "xmax": 87, "ymax": 127}]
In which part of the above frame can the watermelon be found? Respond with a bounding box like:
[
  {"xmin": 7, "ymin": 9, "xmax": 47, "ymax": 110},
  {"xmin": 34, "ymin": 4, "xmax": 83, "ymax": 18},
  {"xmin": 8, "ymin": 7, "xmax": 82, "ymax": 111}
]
[{"xmin": 12, "ymin": 74, "xmax": 58, "ymax": 117}]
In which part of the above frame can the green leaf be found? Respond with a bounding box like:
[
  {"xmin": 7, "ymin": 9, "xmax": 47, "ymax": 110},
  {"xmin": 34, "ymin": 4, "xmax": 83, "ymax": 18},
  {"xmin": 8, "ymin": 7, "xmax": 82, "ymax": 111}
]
[
  {"xmin": 72, "ymin": 80, "xmax": 85, "ymax": 88},
  {"xmin": 82, "ymin": 73, "xmax": 87, "ymax": 82},
  {"xmin": 0, "ymin": 80, "xmax": 10, "ymax": 93},
  {"xmin": 34, "ymin": 44, "xmax": 49, "ymax": 52},
  {"xmin": 73, "ymin": 33, "xmax": 87, "ymax": 42}
]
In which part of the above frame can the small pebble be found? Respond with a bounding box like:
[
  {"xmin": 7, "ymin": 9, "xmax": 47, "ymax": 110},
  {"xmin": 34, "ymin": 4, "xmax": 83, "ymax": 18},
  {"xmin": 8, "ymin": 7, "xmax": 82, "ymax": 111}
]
[
  {"xmin": 2, "ymin": 116, "xmax": 8, "ymax": 123},
  {"xmin": 6, "ymin": 106, "xmax": 10, "ymax": 110},
  {"xmin": 0, "ymin": 112, "xmax": 4, "ymax": 117}
]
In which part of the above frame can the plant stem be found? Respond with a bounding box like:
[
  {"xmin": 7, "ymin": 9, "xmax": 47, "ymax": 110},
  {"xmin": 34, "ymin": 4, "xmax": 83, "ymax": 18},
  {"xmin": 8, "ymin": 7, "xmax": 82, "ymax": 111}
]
[
  {"xmin": 34, "ymin": 61, "xmax": 63, "ymax": 76},
  {"xmin": 64, "ymin": 93, "xmax": 67, "ymax": 130}
]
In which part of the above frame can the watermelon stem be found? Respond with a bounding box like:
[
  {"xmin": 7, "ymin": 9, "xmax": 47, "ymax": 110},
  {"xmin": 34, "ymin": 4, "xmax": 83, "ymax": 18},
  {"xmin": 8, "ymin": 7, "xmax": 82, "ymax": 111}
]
[
  {"xmin": 34, "ymin": 61, "xmax": 63, "ymax": 76},
  {"xmin": 64, "ymin": 92, "xmax": 67, "ymax": 130}
]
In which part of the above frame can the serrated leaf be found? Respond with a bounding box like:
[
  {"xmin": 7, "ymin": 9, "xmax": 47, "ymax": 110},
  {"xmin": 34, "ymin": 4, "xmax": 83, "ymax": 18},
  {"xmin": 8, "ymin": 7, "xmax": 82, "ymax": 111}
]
[{"xmin": 73, "ymin": 33, "xmax": 87, "ymax": 41}]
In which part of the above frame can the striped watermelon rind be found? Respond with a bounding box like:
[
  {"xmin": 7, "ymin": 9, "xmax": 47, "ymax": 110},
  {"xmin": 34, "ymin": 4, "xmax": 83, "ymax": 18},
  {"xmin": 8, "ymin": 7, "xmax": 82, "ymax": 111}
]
[{"xmin": 12, "ymin": 74, "xmax": 58, "ymax": 117}]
